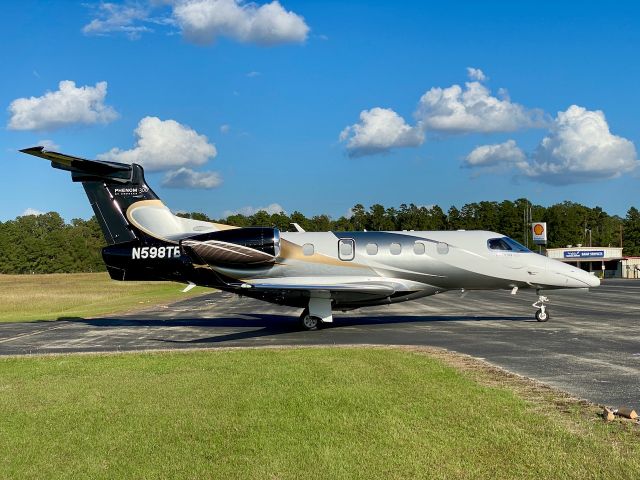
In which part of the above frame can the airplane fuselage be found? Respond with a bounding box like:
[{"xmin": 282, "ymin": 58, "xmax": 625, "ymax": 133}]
[{"xmin": 207, "ymin": 229, "xmax": 599, "ymax": 309}]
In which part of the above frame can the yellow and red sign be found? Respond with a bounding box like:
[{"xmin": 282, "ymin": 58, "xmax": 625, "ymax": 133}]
[{"xmin": 531, "ymin": 222, "xmax": 547, "ymax": 245}]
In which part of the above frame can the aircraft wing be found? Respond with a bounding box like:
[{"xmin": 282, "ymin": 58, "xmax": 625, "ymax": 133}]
[
  {"xmin": 235, "ymin": 276, "xmax": 402, "ymax": 296},
  {"xmin": 243, "ymin": 282, "xmax": 396, "ymax": 294}
]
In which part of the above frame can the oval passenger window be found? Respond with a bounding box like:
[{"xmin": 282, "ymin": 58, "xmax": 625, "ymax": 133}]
[
  {"xmin": 413, "ymin": 242, "xmax": 425, "ymax": 255},
  {"xmin": 436, "ymin": 242, "xmax": 449, "ymax": 254},
  {"xmin": 390, "ymin": 243, "xmax": 402, "ymax": 255}
]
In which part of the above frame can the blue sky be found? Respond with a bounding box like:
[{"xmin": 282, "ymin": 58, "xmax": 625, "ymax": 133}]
[{"xmin": 1, "ymin": 0, "xmax": 639, "ymax": 222}]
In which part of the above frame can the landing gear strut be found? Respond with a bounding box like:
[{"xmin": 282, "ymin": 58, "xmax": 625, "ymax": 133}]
[
  {"xmin": 532, "ymin": 295, "xmax": 550, "ymax": 322},
  {"xmin": 299, "ymin": 295, "xmax": 333, "ymax": 331}
]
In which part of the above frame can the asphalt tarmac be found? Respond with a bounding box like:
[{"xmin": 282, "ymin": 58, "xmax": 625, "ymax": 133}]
[{"xmin": 1, "ymin": 279, "xmax": 638, "ymax": 408}]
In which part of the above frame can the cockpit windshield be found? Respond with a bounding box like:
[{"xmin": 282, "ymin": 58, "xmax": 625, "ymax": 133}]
[{"xmin": 487, "ymin": 237, "xmax": 531, "ymax": 252}]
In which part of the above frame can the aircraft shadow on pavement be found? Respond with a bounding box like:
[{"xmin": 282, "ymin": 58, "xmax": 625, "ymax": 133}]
[
  {"xmin": 59, "ymin": 313, "xmax": 530, "ymax": 329},
  {"xmin": 52, "ymin": 313, "xmax": 530, "ymax": 346}
]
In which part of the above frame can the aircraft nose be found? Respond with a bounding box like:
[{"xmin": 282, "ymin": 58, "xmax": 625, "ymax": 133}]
[
  {"xmin": 546, "ymin": 258, "xmax": 601, "ymax": 288},
  {"xmin": 563, "ymin": 264, "xmax": 601, "ymax": 288}
]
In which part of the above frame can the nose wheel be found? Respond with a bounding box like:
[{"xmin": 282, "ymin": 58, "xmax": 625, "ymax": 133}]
[{"xmin": 532, "ymin": 295, "xmax": 550, "ymax": 322}]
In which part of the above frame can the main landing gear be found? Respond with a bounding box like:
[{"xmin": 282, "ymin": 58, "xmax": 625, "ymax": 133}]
[
  {"xmin": 532, "ymin": 295, "xmax": 550, "ymax": 322},
  {"xmin": 299, "ymin": 308, "xmax": 321, "ymax": 330},
  {"xmin": 299, "ymin": 295, "xmax": 333, "ymax": 331}
]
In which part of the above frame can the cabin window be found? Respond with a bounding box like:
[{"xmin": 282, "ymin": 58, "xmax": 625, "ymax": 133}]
[
  {"xmin": 366, "ymin": 243, "xmax": 378, "ymax": 255},
  {"xmin": 338, "ymin": 238, "xmax": 355, "ymax": 261},
  {"xmin": 302, "ymin": 243, "xmax": 315, "ymax": 256},
  {"xmin": 413, "ymin": 242, "xmax": 425, "ymax": 255},
  {"xmin": 390, "ymin": 242, "xmax": 402, "ymax": 255},
  {"xmin": 436, "ymin": 242, "xmax": 449, "ymax": 254}
]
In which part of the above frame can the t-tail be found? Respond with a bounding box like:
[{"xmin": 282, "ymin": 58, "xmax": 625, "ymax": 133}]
[{"xmin": 20, "ymin": 146, "xmax": 231, "ymax": 283}]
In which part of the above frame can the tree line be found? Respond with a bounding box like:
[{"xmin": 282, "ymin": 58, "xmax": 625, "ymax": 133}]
[{"xmin": 1, "ymin": 199, "xmax": 639, "ymax": 274}]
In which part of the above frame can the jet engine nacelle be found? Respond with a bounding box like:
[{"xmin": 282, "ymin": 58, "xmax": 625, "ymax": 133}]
[{"xmin": 180, "ymin": 227, "xmax": 281, "ymax": 267}]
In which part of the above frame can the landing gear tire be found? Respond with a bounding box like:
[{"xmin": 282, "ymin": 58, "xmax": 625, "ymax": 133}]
[
  {"xmin": 535, "ymin": 309, "xmax": 549, "ymax": 322},
  {"xmin": 299, "ymin": 309, "xmax": 321, "ymax": 330},
  {"xmin": 532, "ymin": 294, "xmax": 550, "ymax": 322}
]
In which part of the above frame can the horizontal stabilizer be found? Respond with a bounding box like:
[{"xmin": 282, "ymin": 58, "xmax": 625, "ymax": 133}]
[{"xmin": 20, "ymin": 146, "xmax": 132, "ymax": 182}]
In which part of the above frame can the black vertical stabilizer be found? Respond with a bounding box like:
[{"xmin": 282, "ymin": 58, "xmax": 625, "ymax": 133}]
[
  {"xmin": 82, "ymin": 182, "xmax": 137, "ymax": 245},
  {"xmin": 76, "ymin": 163, "xmax": 159, "ymax": 245}
]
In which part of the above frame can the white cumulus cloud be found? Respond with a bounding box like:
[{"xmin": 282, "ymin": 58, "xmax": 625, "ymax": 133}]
[
  {"xmin": 464, "ymin": 139, "xmax": 526, "ymax": 169},
  {"xmin": 464, "ymin": 106, "xmax": 639, "ymax": 184},
  {"xmin": 339, "ymin": 107, "xmax": 425, "ymax": 157},
  {"xmin": 339, "ymin": 69, "xmax": 548, "ymax": 156},
  {"xmin": 98, "ymin": 116, "xmax": 217, "ymax": 171},
  {"xmin": 82, "ymin": 1, "xmax": 308, "ymax": 46},
  {"xmin": 524, "ymin": 105, "xmax": 639, "ymax": 184},
  {"xmin": 466, "ymin": 67, "xmax": 487, "ymax": 82},
  {"xmin": 416, "ymin": 80, "xmax": 547, "ymax": 134},
  {"xmin": 21, "ymin": 208, "xmax": 44, "ymax": 216},
  {"xmin": 7, "ymin": 81, "xmax": 118, "ymax": 131},
  {"xmin": 173, "ymin": 0, "xmax": 309, "ymax": 45},
  {"xmin": 162, "ymin": 167, "xmax": 221, "ymax": 189},
  {"xmin": 223, "ymin": 203, "xmax": 285, "ymax": 217}
]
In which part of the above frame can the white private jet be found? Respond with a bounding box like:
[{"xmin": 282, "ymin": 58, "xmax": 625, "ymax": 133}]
[{"xmin": 22, "ymin": 146, "xmax": 600, "ymax": 329}]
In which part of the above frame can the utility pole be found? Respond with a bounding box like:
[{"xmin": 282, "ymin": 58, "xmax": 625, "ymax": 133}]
[
  {"xmin": 523, "ymin": 202, "xmax": 527, "ymax": 248},
  {"xmin": 523, "ymin": 200, "xmax": 532, "ymax": 248}
]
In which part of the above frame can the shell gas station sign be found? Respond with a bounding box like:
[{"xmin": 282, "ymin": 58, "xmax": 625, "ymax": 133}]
[{"xmin": 531, "ymin": 222, "xmax": 547, "ymax": 245}]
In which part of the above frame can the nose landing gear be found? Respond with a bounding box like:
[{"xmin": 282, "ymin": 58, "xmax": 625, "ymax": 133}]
[{"xmin": 532, "ymin": 295, "xmax": 550, "ymax": 322}]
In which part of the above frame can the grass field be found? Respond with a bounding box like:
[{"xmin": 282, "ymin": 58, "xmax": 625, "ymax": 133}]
[
  {"xmin": 1, "ymin": 347, "xmax": 638, "ymax": 479},
  {"xmin": 0, "ymin": 273, "xmax": 207, "ymax": 322}
]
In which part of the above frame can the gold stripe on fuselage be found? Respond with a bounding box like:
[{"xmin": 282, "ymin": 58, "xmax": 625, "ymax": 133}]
[{"xmin": 279, "ymin": 238, "xmax": 367, "ymax": 269}]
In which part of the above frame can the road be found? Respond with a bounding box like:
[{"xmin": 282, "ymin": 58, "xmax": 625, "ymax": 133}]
[{"xmin": 1, "ymin": 279, "xmax": 639, "ymax": 407}]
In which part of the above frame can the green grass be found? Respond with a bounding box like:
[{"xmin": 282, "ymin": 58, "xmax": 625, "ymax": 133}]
[
  {"xmin": 0, "ymin": 348, "xmax": 638, "ymax": 479},
  {"xmin": 0, "ymin": 273, "xmax": 207, "ymax": 322}
]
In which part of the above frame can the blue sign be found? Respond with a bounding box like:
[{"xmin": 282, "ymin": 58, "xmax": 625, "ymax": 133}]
[{"xmin": 564, "ymin": 250, "xmax": 605, "ymax": 259}]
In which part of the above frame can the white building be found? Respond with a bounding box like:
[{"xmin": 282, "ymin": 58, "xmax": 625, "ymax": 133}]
[
  {"xmin": 545, "ymin": 246, "xmax": 640, "ymax": 278},
  {"xmin": 546, "ymin": 246, "xmax": 623, "ymax": 278}
]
